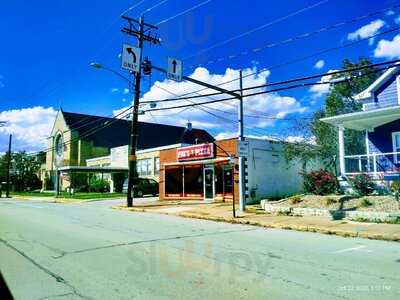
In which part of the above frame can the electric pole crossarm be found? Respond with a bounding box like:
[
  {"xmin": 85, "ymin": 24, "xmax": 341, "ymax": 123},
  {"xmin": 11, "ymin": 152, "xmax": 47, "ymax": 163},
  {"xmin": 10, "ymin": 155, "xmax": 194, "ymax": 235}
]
[
  {"xmin": 151, "ymin": 65, "xmax": 241, "ymax": 99},
  {"xmin": 121, "ymin": 15, "xmax": 158, "ymax": 30}
]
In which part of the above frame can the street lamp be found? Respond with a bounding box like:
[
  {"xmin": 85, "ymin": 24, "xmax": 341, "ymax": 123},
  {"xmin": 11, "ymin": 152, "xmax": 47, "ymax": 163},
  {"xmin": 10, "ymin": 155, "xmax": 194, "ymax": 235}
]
[
  {"xmin": 89, "ymin": 62, "xmax": 133, "ymax": 86},
  {"xmin": 89, "ymin": 62, "xmax": 158, "ymax": 110}
]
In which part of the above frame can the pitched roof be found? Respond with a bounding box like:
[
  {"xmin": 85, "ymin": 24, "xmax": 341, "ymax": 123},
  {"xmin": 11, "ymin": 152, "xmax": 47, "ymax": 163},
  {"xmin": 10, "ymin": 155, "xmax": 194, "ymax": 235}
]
[
  {"xmin": 354, "ymin": 66, "xmax": 400, "ymax": 101},
  {"xmin": 62, "ymin": 111, "xmax": 214, "ymax": 150}
]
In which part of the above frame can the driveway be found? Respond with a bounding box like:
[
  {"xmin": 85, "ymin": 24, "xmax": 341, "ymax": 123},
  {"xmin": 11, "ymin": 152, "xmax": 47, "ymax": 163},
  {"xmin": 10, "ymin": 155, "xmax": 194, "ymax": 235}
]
[{"xmin": 0, "ymin": 198, "xmax": 399, "ymax": 299}]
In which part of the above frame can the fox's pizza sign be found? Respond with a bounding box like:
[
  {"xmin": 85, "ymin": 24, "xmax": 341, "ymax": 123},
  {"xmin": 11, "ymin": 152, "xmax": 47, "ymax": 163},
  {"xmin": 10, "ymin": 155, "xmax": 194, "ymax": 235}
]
[{"xmin": 177, "ymin": 143, "xmax": 215, "ymax": 161}]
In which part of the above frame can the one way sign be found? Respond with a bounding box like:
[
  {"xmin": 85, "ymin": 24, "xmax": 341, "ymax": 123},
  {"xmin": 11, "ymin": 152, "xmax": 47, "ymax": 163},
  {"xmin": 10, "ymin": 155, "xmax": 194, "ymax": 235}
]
[
  {"xmin": 167, "ymin": 57, "xmax": 183, "ymax": 82},
  {"xmin": 121, "ymin": 44, "xmax": 141, "ymax": 73}
]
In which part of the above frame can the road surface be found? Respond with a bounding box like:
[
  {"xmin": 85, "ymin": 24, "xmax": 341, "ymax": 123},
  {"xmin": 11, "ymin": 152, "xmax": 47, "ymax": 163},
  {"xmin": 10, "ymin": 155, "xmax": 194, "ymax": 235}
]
[{"xmin": 0, "ymin": 198, "xmax": 399, "ymax": 299}]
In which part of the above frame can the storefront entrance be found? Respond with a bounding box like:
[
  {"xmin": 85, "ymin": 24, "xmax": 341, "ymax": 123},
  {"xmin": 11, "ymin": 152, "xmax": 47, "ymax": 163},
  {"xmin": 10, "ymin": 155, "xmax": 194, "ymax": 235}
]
[{"xmin": 203, "ymin": 165, "xmax": 214, "ymax": 201}]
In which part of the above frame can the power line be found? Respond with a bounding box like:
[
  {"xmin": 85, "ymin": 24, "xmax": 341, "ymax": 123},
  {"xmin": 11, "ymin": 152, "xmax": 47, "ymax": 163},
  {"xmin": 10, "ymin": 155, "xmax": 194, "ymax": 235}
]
[
  {"xmin": 141, "ymin": 58, "xmax": 400, "ymax": 104},
  {"xmin": 121, "ymin": 0, "xmax": 148, "ymax": 16},
  {"xmin": 186, "ymin": 3, "xmax": 400, "ymax": 70},
  {"xmin": 183, "ymin": 0, "xmax": 330, "ymax": 61},
  {"xmin": 156, "ymin": 0, "xmax": 213, "ymax": 26},
  {"xmin": 142, "ymin": 0, "xmax": 170, "ymax": 15},
  {"xmin": 168, "ymin": 25, "xmax": 400, "ymax": 99},
  {"xmin": 143, "ymin": 62, "xmax": 400, "ymax": 113}
]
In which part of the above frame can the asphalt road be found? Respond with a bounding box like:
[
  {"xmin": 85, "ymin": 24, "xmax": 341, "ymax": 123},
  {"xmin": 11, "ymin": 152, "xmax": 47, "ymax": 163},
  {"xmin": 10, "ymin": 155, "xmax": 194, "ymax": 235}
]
[{"xmin": 0, "ymin": 199, "xmax": 399, "ymax": 300}]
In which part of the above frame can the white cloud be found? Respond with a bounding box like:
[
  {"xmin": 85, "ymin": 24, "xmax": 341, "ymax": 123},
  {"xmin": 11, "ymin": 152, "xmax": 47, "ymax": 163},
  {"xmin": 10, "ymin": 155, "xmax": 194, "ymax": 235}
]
[
  {"xmin": 114, "ymin": 67, "xmax": 306, "ymax": 134},
  {"xmin": 348, "ymin": 19, "xmax": 385, "ymax": 45},
  {"xmin": 111, "ymin": 88, "xmax": 119, "ymax": 93},
  {"xmin": 309, "ymin": 69, "xmax": 337, "ymax": 99},
  {"xmin": 395, "ymin": 15, "xmax": 400, "ymax": 24},
  {"xmin": 314, "ymin": 59, "xmax": 325, "ymax": 69},
  {"xmin": 215, "ymin": 131, "xmax": 237, "ymax": 140},
  {"xmin": 386, "ymin": 10, "xmax": 395, "ymax": 16},
  {"xmin": 285, "ymin": 135, "xmax": 316, "ymax": 145},
  {"xmin": 374, "ymin": 34, "xmax": 400, "ymax": 59},
  {"xmin": 0, "ymin": 106, "xmax": 57, "ymax": 152},
  {"xmin": 123, "ymin": 88, "xmax": 130, "ymax": 94}
]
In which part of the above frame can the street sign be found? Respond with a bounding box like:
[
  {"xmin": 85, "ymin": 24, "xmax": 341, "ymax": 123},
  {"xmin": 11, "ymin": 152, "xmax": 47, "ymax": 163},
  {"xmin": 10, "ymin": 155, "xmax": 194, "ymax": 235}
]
[
  {"xmin": 167, "ymin": 57, "xmax": 183, "ymax": 81},
  {"xmin": 121, "ymin": 44, "xmax": 141, "ymax": 73},
  {"xmin": 237, "ymin": 140, "xmax": 249, "ymax": 157}
]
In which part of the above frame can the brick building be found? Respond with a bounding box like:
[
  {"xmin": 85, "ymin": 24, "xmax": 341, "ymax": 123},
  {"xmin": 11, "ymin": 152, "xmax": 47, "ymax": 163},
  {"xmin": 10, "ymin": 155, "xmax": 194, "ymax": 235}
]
[{"xmin": 158, "ymin": 137, "xmax": 314, "ymax": 203}]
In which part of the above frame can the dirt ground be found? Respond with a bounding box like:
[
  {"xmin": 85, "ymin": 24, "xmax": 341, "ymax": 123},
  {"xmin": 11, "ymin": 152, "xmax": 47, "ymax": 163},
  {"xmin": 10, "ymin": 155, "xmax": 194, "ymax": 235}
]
[{"xmin": 270, "ymin": 195, "xmax": 400, "ymax": 212}]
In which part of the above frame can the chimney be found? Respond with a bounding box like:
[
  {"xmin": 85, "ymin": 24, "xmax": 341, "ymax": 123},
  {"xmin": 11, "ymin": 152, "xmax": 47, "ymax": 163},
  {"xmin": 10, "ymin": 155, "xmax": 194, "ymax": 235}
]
[{"xmin": 186, "ymin": 121, "xmax": 192, "ymax": 131}]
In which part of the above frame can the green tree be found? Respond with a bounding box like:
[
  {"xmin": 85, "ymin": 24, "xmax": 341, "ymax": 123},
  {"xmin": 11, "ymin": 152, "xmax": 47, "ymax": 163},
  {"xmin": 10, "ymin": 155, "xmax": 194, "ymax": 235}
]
[
  {"xmin": 0, "ymin": 152, "xmax": 42, "ymax": 191},
  {"xmin": 284, "ymin": 58, "xmax": 381, "ymax": 171}
]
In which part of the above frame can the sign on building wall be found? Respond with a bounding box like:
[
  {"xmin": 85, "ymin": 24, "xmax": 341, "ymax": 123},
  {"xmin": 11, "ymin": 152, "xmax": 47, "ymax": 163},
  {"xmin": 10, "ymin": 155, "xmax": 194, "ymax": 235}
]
[
  {"xmin": 111, "ymin": 146, "xmax": 128, "ymax": 167},
  {"xmin": 177, "ymin": 143, "xmax": 215, "ymax": 161}
]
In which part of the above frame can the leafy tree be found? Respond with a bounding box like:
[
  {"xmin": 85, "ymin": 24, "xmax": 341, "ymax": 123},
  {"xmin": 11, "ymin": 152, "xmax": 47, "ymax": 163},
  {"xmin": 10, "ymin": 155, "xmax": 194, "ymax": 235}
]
[
  {"xmin": 284, "ymin": 58, "xmax": 381, "ymax": 171},
  {"xmin": 0, "ymin": 152, "xmax": 42, "ymax": 191}
]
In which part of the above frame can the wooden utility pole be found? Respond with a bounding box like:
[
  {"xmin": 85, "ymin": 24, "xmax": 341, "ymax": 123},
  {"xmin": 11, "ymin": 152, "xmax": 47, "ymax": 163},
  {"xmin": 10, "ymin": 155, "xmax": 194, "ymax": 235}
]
[
  {"xmin": 6, "ymin": 134, "xmax": 12, "ymax": 198},
  {"xmin": 121, "ymin": 15, "xmax": 160, "ymax": 207}
]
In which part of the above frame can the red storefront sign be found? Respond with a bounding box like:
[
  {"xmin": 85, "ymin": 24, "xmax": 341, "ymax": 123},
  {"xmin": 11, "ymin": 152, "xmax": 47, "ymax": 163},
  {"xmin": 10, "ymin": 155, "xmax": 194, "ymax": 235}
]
[{"xmin": 177, "ymin": 143, "xmax": 214, "ymax": 161}]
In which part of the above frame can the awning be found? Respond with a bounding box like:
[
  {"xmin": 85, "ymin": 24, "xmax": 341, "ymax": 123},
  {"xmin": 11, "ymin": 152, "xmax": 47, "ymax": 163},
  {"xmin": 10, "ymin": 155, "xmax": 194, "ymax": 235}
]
[
  {"xmin": 320, "ymin": 106, "xmax": 400, "ymax": 131},
  {"xmin": 57, "ymin": 166, "xmax": 128, "ymax": 173}
]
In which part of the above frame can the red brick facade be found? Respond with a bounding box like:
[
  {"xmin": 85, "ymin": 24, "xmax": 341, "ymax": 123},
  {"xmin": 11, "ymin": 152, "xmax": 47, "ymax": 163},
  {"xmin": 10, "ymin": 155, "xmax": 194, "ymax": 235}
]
[{"xmin": 159, "ymin": 138, "xmax": 239, "ymax": 202}]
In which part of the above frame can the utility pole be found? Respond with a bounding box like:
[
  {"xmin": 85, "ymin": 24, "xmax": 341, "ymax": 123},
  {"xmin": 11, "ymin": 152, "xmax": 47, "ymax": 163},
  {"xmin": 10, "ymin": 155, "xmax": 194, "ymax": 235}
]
[
  {"xmin": 121, "ymin": 15, "xmax": 160, "ymax": 207},
  {"xmin": 6, "ymin": 134, "xmax": 12, "ymax": 198},
  {"xmin": 238, "ymin": 70, "xmax": 246, "ymax": 212}
]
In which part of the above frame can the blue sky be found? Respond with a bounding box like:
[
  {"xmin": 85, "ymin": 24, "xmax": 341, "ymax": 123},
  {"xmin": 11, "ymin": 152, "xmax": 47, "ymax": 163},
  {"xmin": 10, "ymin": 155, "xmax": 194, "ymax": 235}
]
[{"xmin": 1, "ymin": 0, "xmax": 400, "ymax": 152}]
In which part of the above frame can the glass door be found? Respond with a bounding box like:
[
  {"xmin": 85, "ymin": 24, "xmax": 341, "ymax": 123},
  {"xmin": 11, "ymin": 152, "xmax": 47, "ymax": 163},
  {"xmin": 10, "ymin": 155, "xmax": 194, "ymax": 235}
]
[{"xmin": 203, "ymin": 166, "xmax": 215, "ymax": 201}]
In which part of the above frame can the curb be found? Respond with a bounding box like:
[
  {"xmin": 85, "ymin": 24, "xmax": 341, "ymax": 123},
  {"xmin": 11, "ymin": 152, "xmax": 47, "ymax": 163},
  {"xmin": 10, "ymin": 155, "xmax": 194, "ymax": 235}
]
[{"xmin": 112, "ymin": 206, "xmax": 400, "ymax": 242}]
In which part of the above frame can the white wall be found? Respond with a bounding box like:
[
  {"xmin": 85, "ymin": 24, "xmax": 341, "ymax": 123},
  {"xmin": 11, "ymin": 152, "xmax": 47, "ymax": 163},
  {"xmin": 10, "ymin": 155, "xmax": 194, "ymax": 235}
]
[
  {"xmin": 110, "ymin": 146, "xmax": 129, "ymax": 168},
  {"xmin": 246, "ymin": 138, "xmax": 316, "ymax": 202}
]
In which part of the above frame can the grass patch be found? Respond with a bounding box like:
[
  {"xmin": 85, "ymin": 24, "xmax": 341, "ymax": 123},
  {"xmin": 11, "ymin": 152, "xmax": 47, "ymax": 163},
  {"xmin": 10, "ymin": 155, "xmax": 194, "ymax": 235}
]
[
  {"xmin": 351, "ymin": 216, "xmax": 400, "ymax": 225},
  {"xmin": 11, "ymin": 191, "xmax": 126, "ymax": 200},
  {"xmin": 11, "ymin": 191, "xmax": 55, "ymax": 197}
]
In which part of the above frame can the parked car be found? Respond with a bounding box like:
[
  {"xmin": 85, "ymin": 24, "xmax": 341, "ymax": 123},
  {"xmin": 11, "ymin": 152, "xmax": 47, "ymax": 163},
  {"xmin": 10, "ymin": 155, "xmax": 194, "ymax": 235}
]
[{"xmin": 122, "ymin": 178, "xmax": 159, "ymax": 197}]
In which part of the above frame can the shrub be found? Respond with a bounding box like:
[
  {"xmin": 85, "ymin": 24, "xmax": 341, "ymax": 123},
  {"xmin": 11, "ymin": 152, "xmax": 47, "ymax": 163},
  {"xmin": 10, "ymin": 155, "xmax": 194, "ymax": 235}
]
[
  {"xmin": 302, "ymin": 169, "xmax": 337, "ymax": 195},
  {"xmin": 359, "ymin": 197, "xmax": 372, "ymax": 207},
  {"xmin": 348, "ymin": 174, "xmax": 375, "ymax": 196},
  {"xmin": 44, "ymin": 174, "xmax": 53, "ymax": 190},
  {"xmin": 88, "ymin": 178, "xmax": 110, "ymax": 193},
  {"xmin": 390, "ymin": 181, "xmax": 400, "ymax": 202},
  {"xmin": 290, "ymin": 195, "xmax": 303, "ymax": 204},
  {"xmin": 325, "ymin": 197, "xmax": 337, "ymax": 205}
]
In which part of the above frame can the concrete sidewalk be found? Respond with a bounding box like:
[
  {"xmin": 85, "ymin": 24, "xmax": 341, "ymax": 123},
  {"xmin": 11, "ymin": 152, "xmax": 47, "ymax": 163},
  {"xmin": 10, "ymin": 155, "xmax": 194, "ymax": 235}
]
[{"xmin": 114, "ymin": 202, "xmax": 400, "ymax": 242}]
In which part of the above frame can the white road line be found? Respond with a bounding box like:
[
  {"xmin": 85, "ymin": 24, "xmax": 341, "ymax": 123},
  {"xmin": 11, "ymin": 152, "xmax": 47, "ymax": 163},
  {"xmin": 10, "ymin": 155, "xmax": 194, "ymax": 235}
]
[{"xmin": 332, "ymin": 245, "xmax": 373, "ymax": 254}]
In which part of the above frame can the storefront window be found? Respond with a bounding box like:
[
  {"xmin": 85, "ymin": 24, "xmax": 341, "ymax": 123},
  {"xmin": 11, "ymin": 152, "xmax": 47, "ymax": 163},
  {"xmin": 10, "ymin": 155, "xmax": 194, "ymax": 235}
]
[
  {"xmin": 215, "ymin": 165, "xmax": 223, "ymax": 194},
  {"xmin": 137, "ymin": 159, "xmax": 152, "ymax": 176},
  {"xmin": 215, "ymin": 164, "xmax": 233, "ymax": 195},
  {"xmin": 165, "ymin": 166, "xmax": 183, "ymax": 195},
  {"xmin": 154, "ymin": 157, "xmax": 160, "ymax": 175},
  {"xmin": 183, "ymin": 165, "xmax": 203, "ymax": 196}
]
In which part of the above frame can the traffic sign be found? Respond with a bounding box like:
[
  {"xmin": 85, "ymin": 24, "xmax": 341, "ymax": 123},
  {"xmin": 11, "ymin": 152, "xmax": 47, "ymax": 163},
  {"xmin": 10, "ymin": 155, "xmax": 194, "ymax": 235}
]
[
  {"xmin": 121, "ymin": 44, "xmax": 141, "ymax": 73},
  {"xmin": 167, "ymin": 57, "xmax": 183, "ymax": 81},
  {"xmin": 237, "ymin": 140, "xmax": 249, "ymax": 157}
]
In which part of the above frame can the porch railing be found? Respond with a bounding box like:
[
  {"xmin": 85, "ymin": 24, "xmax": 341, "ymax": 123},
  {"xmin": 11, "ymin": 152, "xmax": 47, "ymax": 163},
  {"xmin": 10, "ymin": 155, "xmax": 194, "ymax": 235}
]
[{"xmin": 344, "ymin": 152, "xmax": 400, "ymax": 175}]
